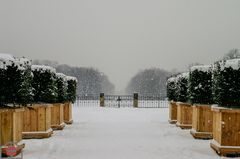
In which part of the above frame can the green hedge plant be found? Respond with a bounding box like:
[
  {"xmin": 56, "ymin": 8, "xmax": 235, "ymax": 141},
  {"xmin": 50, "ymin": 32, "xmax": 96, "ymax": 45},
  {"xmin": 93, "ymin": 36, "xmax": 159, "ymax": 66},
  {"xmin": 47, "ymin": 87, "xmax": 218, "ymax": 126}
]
[
  {"xmin": 32, "ymin": 65, "xmax": 58, "ymax": 103},
  {"xmin": 66, "ymin": 76, "xmax": 77, "ymax": 103},
  {"xmin": 176, "ymin": 72, "xmax": 189, "ymax": 103},
  {"xmin": 188, "ymin": 65, "xmax": 213, "ymax": 105},
  {"xmin": 56, "ymin": 73, "xmax": 68, "ymax": 103},
  {"xmin": 0, "ymin": 54, "xmax": 33, "ymax": 106},
  {"xmin": 167, "ymin": 76, "xmax": 177, "ymax": 102},
  {"xmin": 212, "ymin": 59, "xmax": 240, "ymax": 107}
]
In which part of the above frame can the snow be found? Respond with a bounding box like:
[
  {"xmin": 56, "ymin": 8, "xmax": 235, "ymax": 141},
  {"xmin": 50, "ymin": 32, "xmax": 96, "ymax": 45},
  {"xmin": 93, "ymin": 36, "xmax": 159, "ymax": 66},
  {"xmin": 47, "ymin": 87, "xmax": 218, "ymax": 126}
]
[
  {"xmin": 190, "ymin": 65, "xmax": 212, "ymax": 72},
  {"xmin": 56, "ymin": 73, "xmax": 67, "ymax": 79},
  {"xmin": 176, "ymin": 72, "xmax": 189, "ymax": 80},
  {"xmin": 0, "ymin": 53, "xmax": 15, "ymax": 61},
  {"xmin": 31, "ymin": 65, "xmax": 56, "ymax": 73},
  {"xmin": 220, "ymin": 59, "xmax": 240, "ymax": 70},
  {"xmin": 21, "ymin": 106, "xmax": 222, "ymax": 159},
  {"xmin": 0, "ymin": 53, "xmax": 15, "ymax": 69},
  {"xmin": 66, "ymin": 75, "xmax": 78, "ymax": 82},
  {"xmin": 167, "ymin": 77, "xmax": 176, "ymax": 83},
  {"xmin": 0, "ymin": 53, "xmax": 32, "ymax": 70}
]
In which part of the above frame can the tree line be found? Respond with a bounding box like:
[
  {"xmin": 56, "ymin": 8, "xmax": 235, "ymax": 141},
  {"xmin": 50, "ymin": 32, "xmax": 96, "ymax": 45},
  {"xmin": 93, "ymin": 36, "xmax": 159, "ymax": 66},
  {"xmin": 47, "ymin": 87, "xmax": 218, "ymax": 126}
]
[{"xmin": 33, "ymin": 60, "xmax": 115, "ymax": 95}]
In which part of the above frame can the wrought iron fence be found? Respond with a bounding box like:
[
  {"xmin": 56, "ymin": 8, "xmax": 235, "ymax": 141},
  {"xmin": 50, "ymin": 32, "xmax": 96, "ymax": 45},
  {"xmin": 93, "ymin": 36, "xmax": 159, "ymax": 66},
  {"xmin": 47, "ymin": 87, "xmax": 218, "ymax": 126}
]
[{"xmin": 73, "ymin": 94, "xmax": 168, "ymax": 108}]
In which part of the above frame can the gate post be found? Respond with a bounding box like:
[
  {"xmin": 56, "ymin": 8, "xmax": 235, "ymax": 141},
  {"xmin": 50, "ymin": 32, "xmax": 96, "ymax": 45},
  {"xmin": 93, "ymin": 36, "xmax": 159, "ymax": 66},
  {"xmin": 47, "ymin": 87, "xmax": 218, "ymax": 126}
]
[
  {"xmin": 133, "ymin": 93, "xmax": 138, "ymax": 108},
  {"xmin": 100, "ymin": 93, "xmax": 105, "ymax": 107}
]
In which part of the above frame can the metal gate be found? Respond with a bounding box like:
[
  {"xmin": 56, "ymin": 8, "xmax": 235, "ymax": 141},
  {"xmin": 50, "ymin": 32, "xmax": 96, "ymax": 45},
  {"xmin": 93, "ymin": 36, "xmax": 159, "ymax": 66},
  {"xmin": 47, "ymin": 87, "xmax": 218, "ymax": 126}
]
[{"xmin": 74, "ymin": 94, "xmax": 168, "ymax": 108}]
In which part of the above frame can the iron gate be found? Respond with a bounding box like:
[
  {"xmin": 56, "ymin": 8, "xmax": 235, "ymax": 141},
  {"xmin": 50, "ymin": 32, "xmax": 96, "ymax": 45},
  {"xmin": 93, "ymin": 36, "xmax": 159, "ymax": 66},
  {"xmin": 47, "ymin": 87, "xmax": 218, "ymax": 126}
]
[{"xmin": 74, "ymin": 94, "xmax": 168, "ymax": 108}]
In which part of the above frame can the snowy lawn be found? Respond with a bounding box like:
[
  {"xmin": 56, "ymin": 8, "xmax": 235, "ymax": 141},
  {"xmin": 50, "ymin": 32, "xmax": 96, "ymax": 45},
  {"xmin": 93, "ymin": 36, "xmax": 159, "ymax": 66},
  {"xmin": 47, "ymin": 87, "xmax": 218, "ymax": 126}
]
[{"xmin": 22, "ymin": 107, "xmax": 226, "ymax": 159}]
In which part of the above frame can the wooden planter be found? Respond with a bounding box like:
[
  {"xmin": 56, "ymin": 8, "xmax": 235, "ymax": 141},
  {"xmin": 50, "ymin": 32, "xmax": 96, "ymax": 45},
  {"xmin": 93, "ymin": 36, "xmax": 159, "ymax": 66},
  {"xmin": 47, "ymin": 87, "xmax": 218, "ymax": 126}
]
[
  {"xmin": 22, "ymin": 104, "xmax": 53, "ymax": 139},
  {"xmin": 210, "ymin": 107, "xmax": 240, "ymax": 156},
  {"xmin": 64, "ymin": 102, "xmax": 73, "ymax": 124},
  {"xmin": 176, "ymin": 102, "xmax": 192, "ymax": 129},
  {"xmin": 190, "ymin": 104, "xmax": 213, "ymax": 139},
  {"xmin": 168, "ymin": 101, "xmax": 177, "ymax": 124},
  {"xmin": 51, "ymin": 103, "xmax": 65, "ymax": 130},
  {"xmin": 0, "ymin": 108, "xmax": 25, "ymax": 156}
]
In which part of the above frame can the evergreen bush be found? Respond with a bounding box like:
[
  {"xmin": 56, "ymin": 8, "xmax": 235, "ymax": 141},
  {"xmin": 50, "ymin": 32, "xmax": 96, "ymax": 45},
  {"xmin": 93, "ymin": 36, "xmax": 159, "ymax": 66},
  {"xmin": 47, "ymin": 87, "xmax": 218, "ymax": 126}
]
[
  {"xmin": 0, "ymin": 54, "xmax": 33, "ymax": 106},
  {"xmin": 212, "ymin": 59, "xmax": 240, "ymax": 107},
  {"xmin": 32, "ymin": 65, "xmax": 58, "ymax": 103},
  {"xmin": 56, "ymin": 73, "xmax": 68, "ymax": 103},
  {"xmin": 176, "ymin": 72, "xmax": 189, "ymax": 103},
  {"xmin": 166, "ymin": 77, "xmax": 177, "ymax": 101},
  {"xmin": 66, "ymin": 76, "xmax": 77, "ymax": 103},
  {"xmin": 188, "ymin": 65, "xmax": 213, "ymax": 105}
]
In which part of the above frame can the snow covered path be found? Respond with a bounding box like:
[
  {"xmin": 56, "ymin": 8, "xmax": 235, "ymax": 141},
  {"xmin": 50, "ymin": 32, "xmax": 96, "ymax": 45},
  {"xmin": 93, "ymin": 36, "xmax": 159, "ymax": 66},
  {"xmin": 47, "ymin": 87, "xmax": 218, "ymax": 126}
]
[{"xmin": 23, "ymin": 107, "xmax": 225, "ymax": 159}]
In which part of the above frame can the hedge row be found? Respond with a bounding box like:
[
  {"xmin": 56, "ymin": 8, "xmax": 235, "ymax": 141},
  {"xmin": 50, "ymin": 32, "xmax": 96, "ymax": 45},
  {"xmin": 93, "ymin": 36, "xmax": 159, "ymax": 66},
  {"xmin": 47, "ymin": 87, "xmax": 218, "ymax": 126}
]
[
  {"xmin": 0, "ymin": 54, "xmax": 77, "ymax": 106},
  {"xmin": 167, "ymin": 58, "xmax": 240, "ymax": 107}
]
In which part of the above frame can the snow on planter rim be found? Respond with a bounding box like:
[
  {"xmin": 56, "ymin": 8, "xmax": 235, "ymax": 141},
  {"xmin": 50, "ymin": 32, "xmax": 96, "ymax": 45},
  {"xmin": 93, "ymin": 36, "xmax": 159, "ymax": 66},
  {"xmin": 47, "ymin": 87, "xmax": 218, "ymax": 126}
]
[
  {"xmin": 190, "ymin": 65, "xmax": 212, "ymax": 72},
  {"xmin": 31, "ymin": 65, "xmax": 56, "ymax": 73},
  {"xmin": 66, "ymin": 76, "xmax": 78, "ymax": 82},
  {"xmin": 219, "ymin": 58, "xmax": 240, "ymax": 70}
]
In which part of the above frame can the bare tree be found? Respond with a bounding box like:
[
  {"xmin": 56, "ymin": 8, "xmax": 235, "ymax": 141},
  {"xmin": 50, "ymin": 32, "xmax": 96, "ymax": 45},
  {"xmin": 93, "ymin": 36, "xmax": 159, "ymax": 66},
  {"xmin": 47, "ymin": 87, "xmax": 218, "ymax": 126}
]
[{"xmin": 222, "ymin": 48, "xmax": 240, "ymax": 60}]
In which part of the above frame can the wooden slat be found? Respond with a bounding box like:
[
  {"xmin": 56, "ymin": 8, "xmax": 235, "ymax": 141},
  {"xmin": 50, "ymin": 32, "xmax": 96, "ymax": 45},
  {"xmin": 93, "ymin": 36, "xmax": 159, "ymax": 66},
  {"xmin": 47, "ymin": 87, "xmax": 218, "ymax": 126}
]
[
  {"xmin": 176, "ymin": 102, "xmax": 192, "ymax": 129},
  {"xmin": 169, "ymin": 101, "xmax": 177, "ymax": 122}
]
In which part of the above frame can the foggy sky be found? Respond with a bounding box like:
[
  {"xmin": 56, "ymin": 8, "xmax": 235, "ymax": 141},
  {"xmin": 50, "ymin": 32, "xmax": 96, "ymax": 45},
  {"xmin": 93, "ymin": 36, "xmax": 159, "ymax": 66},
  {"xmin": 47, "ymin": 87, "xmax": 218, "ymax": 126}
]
[{"xmin": 1, "ymin": 0, "xmax": 240, "ymax": 93}]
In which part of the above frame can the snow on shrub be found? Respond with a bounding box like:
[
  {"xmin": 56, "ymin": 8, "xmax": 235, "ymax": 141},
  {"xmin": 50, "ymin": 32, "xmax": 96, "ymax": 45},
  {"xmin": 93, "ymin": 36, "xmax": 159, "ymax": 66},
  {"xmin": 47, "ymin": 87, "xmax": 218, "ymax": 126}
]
[
  {"xmin": 0, "ymin": 54, "xmax": 33, "ymax": 106},
  {"xmin": 166, "ymin": 76, "xmax": 177, "ymax": 101},
  {"xmin": 32, "ymin": 65, "xmax": 58, "ymax": 103},
  {"xmin": 188, "ymin": 65, "xmax": 213, "ymax": 105},
  {"xmin": 176, "ymin": 72, "xmax": 189, "ymax": 103},
  {"xmin": 56, "ymin": 73, "xmax": 68, "ymax": 103},
  {"xmin": 66, "ymin": 76, "xmax": 77, "ymax": 103},
  {"xmin": 212, "ymin": 59, "xmax": 240, "ymax": 107}
]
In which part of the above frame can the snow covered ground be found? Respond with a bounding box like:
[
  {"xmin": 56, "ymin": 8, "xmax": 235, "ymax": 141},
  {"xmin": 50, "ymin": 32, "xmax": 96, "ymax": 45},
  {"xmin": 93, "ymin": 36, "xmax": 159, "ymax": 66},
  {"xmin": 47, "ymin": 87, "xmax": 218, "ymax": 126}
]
[{"xmin": 22, "ymin": 107, "xmax": 227, "ymax": 159}]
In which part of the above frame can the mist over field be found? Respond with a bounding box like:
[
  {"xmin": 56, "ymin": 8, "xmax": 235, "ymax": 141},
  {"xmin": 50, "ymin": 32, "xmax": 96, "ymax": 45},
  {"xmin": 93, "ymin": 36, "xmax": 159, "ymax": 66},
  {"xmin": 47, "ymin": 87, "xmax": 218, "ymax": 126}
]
[{"xmin": 1, "ymin": 0, "xmax": 240, "ymax": 93}]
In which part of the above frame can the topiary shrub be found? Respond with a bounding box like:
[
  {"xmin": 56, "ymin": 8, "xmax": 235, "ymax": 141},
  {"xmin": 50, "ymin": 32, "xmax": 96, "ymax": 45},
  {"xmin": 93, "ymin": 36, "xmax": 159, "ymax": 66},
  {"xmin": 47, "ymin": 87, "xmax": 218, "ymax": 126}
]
[
  {"xmin": 166, "ymin": 77, "xmax": 177, "ymax": 101},
  {"xmin": 212, "ymin": 59, "xmax": 240, "ymax": 107},
  {"xmin": 0, "ymin": 54, "xmax": 33, "ymax": 106},
  {"xmin": 188, "ymin": 65, "xmax": 213, "ymax": 105},
  {"xmin": 66, "ymin": 76, "xmax": 77, "ymax": 103},
  {"xmin": 176, "ymin": 72, "xmax": 189, "ymax": 103},
  {"xmin": 56, "ymin": 73, "xmax": 68, "ymax": 103},
  {"xmin": 15, "ymin": 57, "xmax": 34, "ymax": 105},
  {"xmin": 32, "ymin": 65, "xmax": 58, "ymax": 103}
]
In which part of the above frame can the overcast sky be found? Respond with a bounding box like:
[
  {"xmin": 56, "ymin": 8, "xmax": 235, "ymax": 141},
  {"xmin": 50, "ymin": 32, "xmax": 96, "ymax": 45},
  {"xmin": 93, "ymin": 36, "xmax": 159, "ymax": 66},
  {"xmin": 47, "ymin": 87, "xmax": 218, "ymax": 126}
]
[{"xmin": 1, "ymin": 0, "xmax": 240, "ymax": 92}]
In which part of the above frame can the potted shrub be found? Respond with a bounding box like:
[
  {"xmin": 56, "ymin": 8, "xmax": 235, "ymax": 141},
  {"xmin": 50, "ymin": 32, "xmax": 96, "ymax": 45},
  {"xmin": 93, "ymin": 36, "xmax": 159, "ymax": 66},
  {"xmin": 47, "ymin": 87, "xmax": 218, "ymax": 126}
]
[
  {"xmin": 49, "ymin": 72, "xmax": 67, "ymax": 130},
  {"xmin": 188, "ymin": 65, "xmax": 213, "ymax": 139},
  {"xmin": 210, "ymin": 59, "xmax": 240, "ymax": 156},
  {"xmin": 55, "ymin": 73, "xmax": 69, "ymax": 125},
  {"xmin": 167, "ymin": 76, "xmax": 178, "ymax": 124},
  {"xmin": 22, "ymin": 65, "xmax": 57, "ymax": 138},
  {"xmin": 176, "ymin": 72, "xmax": 192, "ymax": 129},
  {"xmin": 64, "ymin": 76, "xmax": 77, "ymax": 124},
  {"xmin": 0, "ymin": 54, "xmax": 32, "ymax": 156}
]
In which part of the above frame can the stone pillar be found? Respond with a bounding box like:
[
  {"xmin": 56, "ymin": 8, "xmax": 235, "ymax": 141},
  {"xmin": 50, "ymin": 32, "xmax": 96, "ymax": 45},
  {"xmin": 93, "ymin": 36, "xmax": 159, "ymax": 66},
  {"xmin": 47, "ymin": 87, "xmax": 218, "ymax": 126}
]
[
  {"xmin": 100, "ymin": 93, "xmax": 105, "ymax": 107},
  {"xmin": 133, "ymin": 93, "xmax": 138, "ymax": 108}
]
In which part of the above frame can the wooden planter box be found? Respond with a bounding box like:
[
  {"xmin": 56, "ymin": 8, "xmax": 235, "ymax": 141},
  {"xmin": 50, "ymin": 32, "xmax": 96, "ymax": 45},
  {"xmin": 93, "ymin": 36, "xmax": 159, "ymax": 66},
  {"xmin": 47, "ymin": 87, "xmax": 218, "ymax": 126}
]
[
  {"xmin": 64, "ymin": 102, "xmax": 73, "ymax": 124},
  {"xmin": 22, "ymin": 104, "xmax": 53, "ymax": 139},
  {"xmin": 190, "ymin": 104, "xmax": 213, "ymax": 139},
  {"xmin": 0, "ymin": 108, "xmax": 25, "ymax": 156},
  {"xmin": 168, "ymin": 101, "xmax": 177, "ymax": 124},
  {"xmin": 51, "ymin": 103, "xmax": 65, "ymax": 130},
  {"xmin": 176, "ymin": 102, "xmax": 192, "ymax": 129},
  {"xmin": 210, "ymin": 107, "xmax": 240, "ymax": 156}
]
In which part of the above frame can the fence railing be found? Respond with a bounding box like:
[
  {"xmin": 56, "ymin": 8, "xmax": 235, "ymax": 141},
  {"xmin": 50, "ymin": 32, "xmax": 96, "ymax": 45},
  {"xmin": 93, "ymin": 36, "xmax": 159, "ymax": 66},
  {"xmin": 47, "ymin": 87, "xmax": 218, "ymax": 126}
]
[{"xmin": 73, "ymin": 93, "xmax": 168, "ymax": 108}]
